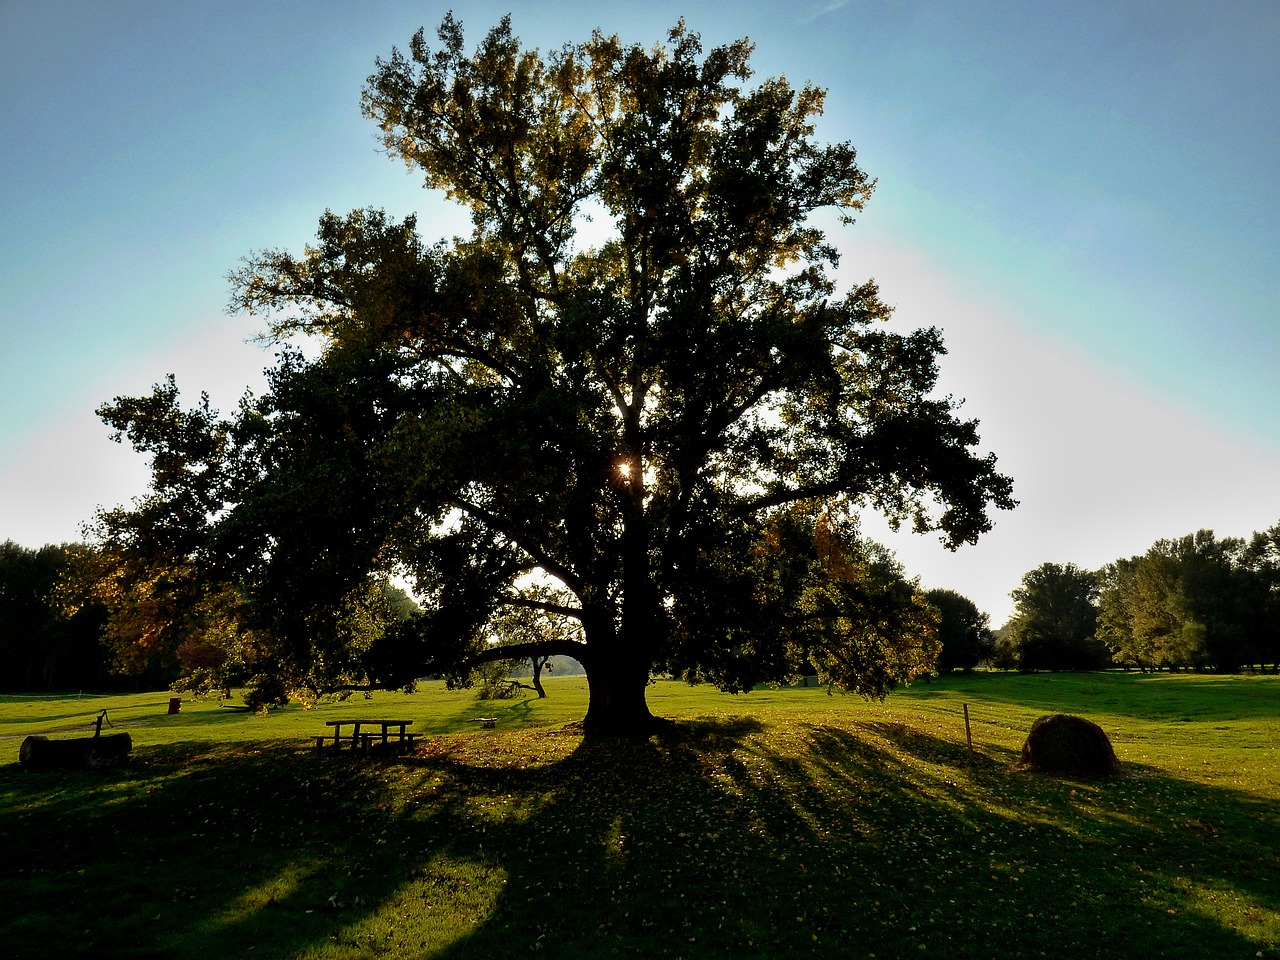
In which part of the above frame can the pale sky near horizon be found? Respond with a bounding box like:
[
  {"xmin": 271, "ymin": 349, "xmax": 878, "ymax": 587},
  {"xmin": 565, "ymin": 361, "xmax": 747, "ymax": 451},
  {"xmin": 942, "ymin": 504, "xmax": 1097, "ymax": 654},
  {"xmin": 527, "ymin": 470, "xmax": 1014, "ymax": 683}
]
[{"xmin": 2, "ymin": 0, "xmax": 1278, "ymax": 625}]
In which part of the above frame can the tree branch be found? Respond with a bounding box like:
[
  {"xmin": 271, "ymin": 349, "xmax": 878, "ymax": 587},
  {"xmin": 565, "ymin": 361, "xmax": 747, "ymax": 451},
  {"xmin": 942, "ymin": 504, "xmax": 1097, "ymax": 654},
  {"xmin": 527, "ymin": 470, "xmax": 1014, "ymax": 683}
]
[
  {"xmin": 470, "ymin": 637, "xmax": 590, "ymax": 667},
  {"xmin": 446, "ymin": 495, "xmax": 584, "ymax": 595},
  {"xmin": 500, "ymin": 595, "xmax": 585, "ymax": 620},
  {"xmin": 732, "ymin": 480, "xmax": 852, "ymax": 517}
]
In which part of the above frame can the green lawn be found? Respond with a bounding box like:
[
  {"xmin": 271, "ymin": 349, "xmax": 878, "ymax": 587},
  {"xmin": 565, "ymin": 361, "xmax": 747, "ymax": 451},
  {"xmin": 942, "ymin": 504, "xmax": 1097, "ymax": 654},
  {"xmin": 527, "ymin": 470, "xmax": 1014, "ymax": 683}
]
[{"xmin": 1, "ymin": 673, "xmax": 1277, "ymax": 959}]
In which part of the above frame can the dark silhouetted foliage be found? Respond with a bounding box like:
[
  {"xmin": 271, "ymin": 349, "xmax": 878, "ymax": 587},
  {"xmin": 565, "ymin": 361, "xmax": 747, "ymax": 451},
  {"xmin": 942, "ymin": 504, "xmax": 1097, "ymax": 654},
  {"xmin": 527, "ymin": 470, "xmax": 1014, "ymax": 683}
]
[
  {"xmin": 1099, "ymin": 528, "xmax": 1279, "ymax": 672},
  {"xmin": 94, "ymin": 16, "xmax": 1013, "ymax": 730},
  {"xmin": 924, "ymin": 588, "xmax": 995, "ymax": 671},
  {"xmin": 0, "ymin": 541, "xmax": 111, "ymax": 691},
  {"xmin": 1002, "ymin": 563, "xmax": 1108, "ymax": 671}
]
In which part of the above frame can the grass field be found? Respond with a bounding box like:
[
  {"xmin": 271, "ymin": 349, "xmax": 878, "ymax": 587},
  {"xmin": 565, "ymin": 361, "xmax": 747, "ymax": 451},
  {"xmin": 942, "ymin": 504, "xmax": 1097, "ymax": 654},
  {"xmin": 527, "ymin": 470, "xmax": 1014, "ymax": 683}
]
[{"xmin": 1, "ymin": 672, "xmax": 1277, "ymax": 959}]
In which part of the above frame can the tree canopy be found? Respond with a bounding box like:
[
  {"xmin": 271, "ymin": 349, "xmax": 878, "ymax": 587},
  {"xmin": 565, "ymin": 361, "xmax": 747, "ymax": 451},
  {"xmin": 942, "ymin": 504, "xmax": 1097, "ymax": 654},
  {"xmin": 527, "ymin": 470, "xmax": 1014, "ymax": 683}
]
[
  {"xmin": 1000, "ymin": 562, "xmax": 1108, "ymax": 671},
  {"xmin": 925, "ymin": 588, "xmax": 995, "ymax": 672},
  {"xmin": 0, "ymin": 541, "xmax": 109, "ymax": 692},
  {"xmin": 1098, "ymin": 528, "xmax": 1279, "ymax": 672},
  {"xmin": 95, "ymin": 17, "xmax": 1014, "ymax": 731}
]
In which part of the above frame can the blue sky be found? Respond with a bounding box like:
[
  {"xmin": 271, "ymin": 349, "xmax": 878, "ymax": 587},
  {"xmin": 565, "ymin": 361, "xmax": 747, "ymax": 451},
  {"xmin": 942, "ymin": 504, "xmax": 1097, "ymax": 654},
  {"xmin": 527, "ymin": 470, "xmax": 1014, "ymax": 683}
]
[{"xmin": 2, "ymin": 0, "xmax": 1278, "ymax": 623}]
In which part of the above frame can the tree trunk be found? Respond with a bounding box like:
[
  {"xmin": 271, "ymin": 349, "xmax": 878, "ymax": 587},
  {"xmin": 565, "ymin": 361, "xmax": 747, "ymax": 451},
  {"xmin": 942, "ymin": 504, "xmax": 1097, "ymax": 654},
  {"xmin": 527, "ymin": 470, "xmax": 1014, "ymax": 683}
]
[
  {"xmin": 581, "ymin": 654, "xmax": 657, "ymax": 736},
  {"xmin": 582, "ymin": 439, "xmax": 665, "ymax": 737},
  {"xmin": 531, "ymin": 656, "xmax": 547, "ymax": 698}
]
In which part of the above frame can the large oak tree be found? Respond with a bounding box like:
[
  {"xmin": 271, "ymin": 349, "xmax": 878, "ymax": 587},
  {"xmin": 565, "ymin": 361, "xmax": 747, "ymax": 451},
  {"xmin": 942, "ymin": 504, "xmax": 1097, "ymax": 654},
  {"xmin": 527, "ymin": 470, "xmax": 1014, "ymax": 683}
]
[{"xmin": 96, "ymin": 17, "xmax": 1014, "ymax": 732}]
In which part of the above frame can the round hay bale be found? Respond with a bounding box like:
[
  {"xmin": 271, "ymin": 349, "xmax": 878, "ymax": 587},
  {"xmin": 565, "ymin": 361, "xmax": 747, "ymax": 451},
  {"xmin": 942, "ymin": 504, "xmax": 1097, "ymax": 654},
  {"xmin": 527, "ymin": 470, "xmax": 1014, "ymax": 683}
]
[{"xmin": 1017, "ymin": 714, "xmax": 1122, "ymax": 777}]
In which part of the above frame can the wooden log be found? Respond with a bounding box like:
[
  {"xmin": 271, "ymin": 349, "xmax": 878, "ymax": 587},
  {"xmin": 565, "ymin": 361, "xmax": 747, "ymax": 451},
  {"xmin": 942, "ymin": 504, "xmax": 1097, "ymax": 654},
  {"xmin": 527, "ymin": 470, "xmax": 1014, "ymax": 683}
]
[{"xmin": 19, "ymin": 733, "xmax": 133, "ymax": 771}]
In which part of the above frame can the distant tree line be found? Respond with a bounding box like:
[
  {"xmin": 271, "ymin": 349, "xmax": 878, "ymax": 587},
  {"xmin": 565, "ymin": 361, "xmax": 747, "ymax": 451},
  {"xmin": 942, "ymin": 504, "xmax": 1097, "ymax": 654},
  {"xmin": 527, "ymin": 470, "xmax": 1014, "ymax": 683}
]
[
  {"xmin": 0, "ymin": 539, "xmax": 423, "ymax": 700},
  {"xmin": 6, "ymin": 521, "xmax": 1275, "ymax": 693},
  {"xmin": 0, "ymin": 538, "xmax": 598, "ymax": 700},
  {"xmin": 995, "ymin": 524, "xmax": 1280, "ymax": 673},
  {"xmin": 5, "ymin": 530, "xmax": 945, "ymax": 698}
]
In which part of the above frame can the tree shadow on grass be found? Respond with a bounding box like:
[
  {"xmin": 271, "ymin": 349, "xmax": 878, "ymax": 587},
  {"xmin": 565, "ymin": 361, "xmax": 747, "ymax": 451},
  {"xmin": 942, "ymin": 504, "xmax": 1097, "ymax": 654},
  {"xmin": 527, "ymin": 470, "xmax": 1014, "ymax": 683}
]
[{"xmin": 1, "ymin": 717, "xmax": 1276, "ymax": 959}]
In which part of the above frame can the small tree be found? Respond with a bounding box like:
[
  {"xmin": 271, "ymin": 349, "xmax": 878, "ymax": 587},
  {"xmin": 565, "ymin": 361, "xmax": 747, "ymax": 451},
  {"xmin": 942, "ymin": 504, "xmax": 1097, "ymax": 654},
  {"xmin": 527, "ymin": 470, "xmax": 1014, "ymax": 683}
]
[
  {"xmin": 1004, "ymin": 563, "xmax": 1107, "ymax": 671},
  {"xmin": 487, "ymin": 591, "xmax": 582, "ymax": 698},
  {"xmin": 925, "ymin": 588, "xmax": 995, "ymax": 671}
]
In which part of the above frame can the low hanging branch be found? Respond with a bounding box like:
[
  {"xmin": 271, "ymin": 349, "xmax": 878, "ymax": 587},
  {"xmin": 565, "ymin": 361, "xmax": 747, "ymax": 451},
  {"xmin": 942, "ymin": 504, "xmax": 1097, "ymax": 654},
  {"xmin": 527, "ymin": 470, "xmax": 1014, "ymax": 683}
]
[{"xmin": 468, "ymin": 637, "xmax": 590, "ymax": 668}]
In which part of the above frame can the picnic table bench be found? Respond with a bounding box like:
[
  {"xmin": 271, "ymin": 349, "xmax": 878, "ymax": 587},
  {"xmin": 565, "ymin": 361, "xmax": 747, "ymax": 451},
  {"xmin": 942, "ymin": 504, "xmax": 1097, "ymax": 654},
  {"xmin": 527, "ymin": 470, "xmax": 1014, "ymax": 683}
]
[
  {"xmin": 468, "ymin": 717, "xmax": 498, "ymax": 729},
  {"xmin": 314, "ymin": 719, "xmax": 418, "ymax": 755}
]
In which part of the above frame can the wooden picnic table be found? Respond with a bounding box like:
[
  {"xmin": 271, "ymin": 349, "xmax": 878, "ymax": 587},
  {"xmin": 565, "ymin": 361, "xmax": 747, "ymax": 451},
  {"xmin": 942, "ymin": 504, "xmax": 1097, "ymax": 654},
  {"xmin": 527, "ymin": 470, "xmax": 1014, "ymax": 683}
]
[{"xmin": 315, "ymin": 719, "xmax": 417, "ymax": 754}]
